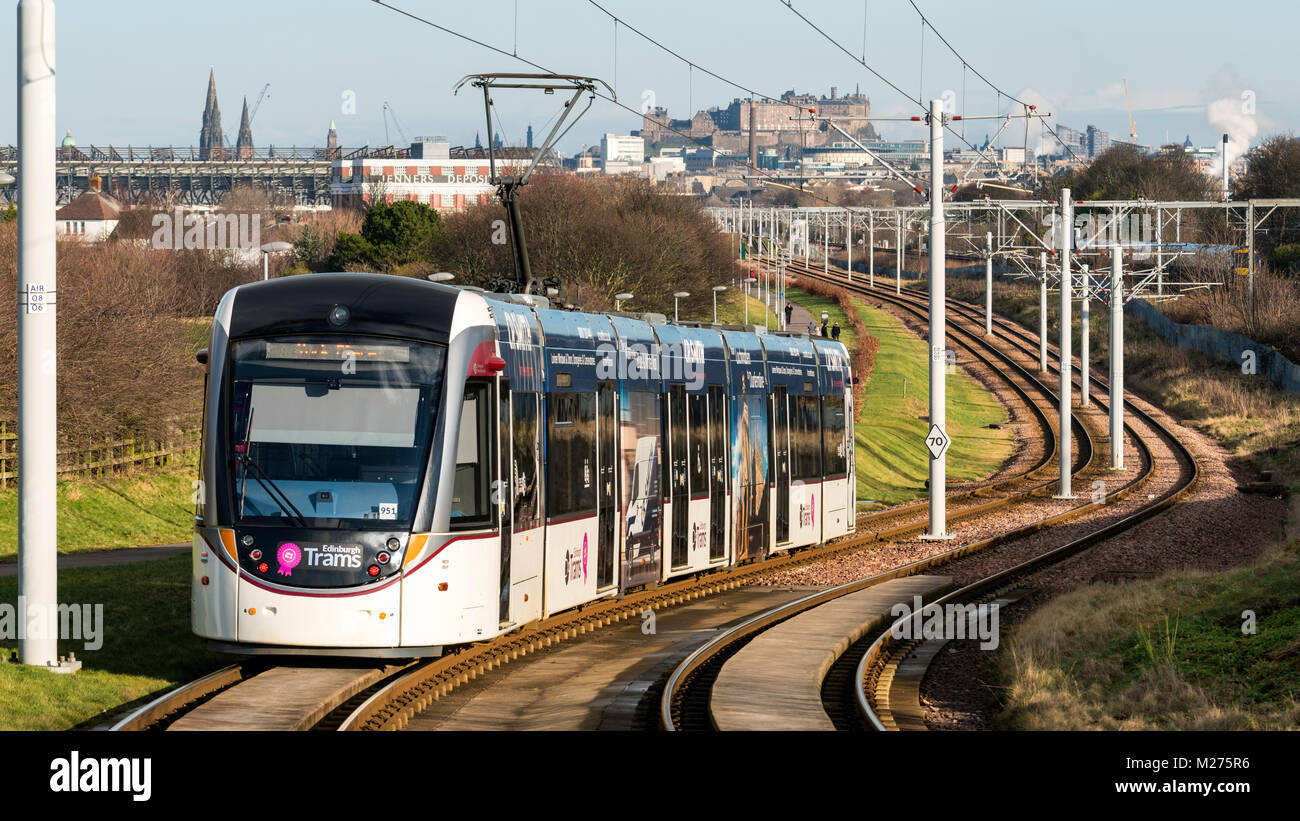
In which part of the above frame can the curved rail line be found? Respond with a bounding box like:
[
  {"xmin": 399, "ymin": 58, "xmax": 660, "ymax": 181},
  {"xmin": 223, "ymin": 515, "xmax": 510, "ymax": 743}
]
[
  {"xmin": 114, "ymin": 255, "xmax": 1156, "ymax": 732},
  {"xmin": 790, "ymin": 259, "xmax": 1200, "ymax": 731},
  {"xmin": 659, "ymin": 257, "xmax": 1196, "ymax": 730}
]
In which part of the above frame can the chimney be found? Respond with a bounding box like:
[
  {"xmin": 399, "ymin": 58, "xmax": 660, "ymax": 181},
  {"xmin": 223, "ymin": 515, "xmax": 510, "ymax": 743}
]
[
  {"xmin": 1222, "ymin": 133, "xmax": 1230, "ymax": 199},
  {"xmin": 830, "ymin": 86, "xmax": 837, "ymax": 100}
]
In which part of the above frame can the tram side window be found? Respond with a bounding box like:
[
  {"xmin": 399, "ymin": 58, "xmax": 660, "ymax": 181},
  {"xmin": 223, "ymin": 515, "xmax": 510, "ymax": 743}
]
[
  {"xmin": 822, "ymin": 394, "xmax": 848, "ymax": 477},
  {"xmin": 512, "ymin": 392, "xmax": 539, "ymax": 527},
  {"xmin": 792, "ymin": 395, "xmax": 822, "ymax": 481},
  {"xmin": 451, "ymin": 383, "xmax": 492, "ymax": 526},
  {"xmin": 689, "ymin": 393, "xmax": 708, "ymax": 493},
  {"xmin": 547, "ymin": 392, "xmax": 597, "ymax": 519}
]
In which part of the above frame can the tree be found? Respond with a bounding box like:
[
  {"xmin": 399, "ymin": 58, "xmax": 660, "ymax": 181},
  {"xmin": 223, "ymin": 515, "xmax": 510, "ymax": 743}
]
[
  {"xmin": 1232, "ymin": 135, "xmax": 1300, "ymax": 254},
  {"xmin": 327, "ymin": 200, "xmax": 449, "ymax": 272},
  {"xmin": 1038, "ymin": 143, "xmax": 1216, "ymax": 202},
  {"xmin": 1232, "ymin": 134, "xmax": 1300, "ymax": 199}
]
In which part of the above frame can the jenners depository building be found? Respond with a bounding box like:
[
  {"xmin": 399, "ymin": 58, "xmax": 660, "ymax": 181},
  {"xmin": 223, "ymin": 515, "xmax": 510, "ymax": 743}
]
[{"xmin": 330, "ymin": 136, "xmax": 520, "ymax": 212}]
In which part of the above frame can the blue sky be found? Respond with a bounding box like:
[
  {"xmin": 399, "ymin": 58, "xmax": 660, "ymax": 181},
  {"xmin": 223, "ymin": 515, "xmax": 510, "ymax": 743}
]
[{"xmin": 1, "ymin": 0, "xmax": 1293, "ymax": 155}]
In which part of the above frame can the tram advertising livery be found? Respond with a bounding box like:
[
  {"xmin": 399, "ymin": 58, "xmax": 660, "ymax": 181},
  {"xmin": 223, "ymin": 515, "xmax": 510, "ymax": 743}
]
[{"xmin": 192, "ymin": 273, "xmax": 854, "ymax": 656}]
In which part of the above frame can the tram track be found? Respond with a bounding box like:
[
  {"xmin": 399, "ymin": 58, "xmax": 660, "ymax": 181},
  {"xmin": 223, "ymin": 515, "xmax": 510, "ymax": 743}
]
[{"xmin": 114, "ymin": 254, "xmax": 1188, "ymax": 733}]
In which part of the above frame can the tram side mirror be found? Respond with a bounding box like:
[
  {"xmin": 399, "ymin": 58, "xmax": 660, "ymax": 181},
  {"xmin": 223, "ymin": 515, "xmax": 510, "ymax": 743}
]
[{"xmin": 196, "ymin": 347, "xmax": 209, "ymax": 365}]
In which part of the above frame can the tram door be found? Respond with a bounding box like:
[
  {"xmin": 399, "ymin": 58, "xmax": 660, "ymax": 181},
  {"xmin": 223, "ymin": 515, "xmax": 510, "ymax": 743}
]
[
  {"xmin": 669, "ymin": 383, "xmax": 689, "ymax": 569},
  {"xmin": 707, "ymin": 385, "xmax": 726, "ymax": 562},
  {"xmin": 773, "ymin": 386, "xmax": 790, "ymax": 544},
  {"xmin": 596, "ymin": 381, "xmax": 616, "ymax": 590},
  {"xmin": 498, "ymin": 384, "xmax": 512, "ymax": 624}
]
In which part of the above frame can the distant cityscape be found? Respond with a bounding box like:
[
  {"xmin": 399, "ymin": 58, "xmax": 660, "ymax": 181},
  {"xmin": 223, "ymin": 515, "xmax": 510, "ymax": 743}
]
[{"xmin": 1, "ymin": 71, "xmax": 1246, "ymax": 216}]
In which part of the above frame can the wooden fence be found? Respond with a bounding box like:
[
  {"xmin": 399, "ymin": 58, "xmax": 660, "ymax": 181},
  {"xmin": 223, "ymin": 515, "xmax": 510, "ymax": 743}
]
[{"xmin": 0, "ymin": 422, "xmax": 201, "ymax": 488}]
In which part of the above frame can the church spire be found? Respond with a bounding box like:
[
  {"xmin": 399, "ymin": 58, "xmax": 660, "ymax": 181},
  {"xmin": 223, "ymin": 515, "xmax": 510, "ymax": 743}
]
[
  {"xmin": 235, "ymin": 96, "xmax": 254, "ymax": 159},
  {"xmin": 200, "ymin": 68, "xmax": 225, "ymax": 160}
]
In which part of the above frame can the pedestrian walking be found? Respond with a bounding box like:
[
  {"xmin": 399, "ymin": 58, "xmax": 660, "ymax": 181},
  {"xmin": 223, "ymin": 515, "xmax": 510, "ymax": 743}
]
[{"xmin": 831, "ymin": 321, "xmax": 841, "ymax": 340}]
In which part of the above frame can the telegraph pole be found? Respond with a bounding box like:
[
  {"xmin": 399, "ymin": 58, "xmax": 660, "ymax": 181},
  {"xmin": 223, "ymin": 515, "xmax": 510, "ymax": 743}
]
[
  {"xmin": 923, "ymin": 99, "xmax": 951, "ymax": 540},
  {"xmin": 1056, "ymin": 190, "xmax": 1075, "ymax": 499},
  {"xmin": 18, "ymin": 0, "xmax": 65, "ymax": 671},
  {"xmin": 1109, "ymin": 244, "xmax": 1125, "ymax": 470}
]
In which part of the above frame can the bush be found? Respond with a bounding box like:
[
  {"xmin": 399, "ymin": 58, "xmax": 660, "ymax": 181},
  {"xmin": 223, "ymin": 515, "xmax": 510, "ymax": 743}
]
[
  {"xmin": 439, "ymin": 173, "xmax": 739, "ymax": 315},
  {"xmin": 1272, "ymin": 243, "xmax": 1300, "ymax": 273},
  {"xmin": 327, "ymin": 200, "xmax": 449, "ymax": 272},
  {"xmin": 0, "ymin": 222, "xmax": 230, "ymax": 448}
]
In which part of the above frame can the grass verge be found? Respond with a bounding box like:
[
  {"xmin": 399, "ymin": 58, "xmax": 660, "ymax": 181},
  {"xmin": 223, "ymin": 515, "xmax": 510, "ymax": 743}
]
[
  {"xmin": 996, "ymin": 540, "xmax": 1300, "ymax": 729},
  {"xmin": 787, "ymin": 286, "xmax": 1013, "ymax": 507},
  {"xmin": 0, "ymin": 453, "xmax": 198, "ymax": 559},
  {"xmin": 0, "ymin": 554, "xmax": 223, "ymax": 730},
  {"xmin": 955, "ymin": 273, "xmax": 1300, "ymax": 729}
]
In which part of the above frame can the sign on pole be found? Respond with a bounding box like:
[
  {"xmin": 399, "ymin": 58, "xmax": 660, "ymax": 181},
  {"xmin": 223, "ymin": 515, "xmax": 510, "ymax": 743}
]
[{"xmin": 925, "ymin": 423, "xmax": 951, "ymax": 461}]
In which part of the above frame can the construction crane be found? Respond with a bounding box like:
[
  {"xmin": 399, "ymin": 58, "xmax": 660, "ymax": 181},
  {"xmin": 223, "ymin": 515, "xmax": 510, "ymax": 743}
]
[
  {"xmin": 1123, "ymin": 78, "xmax": 1137, "ymax": 143},
  {"xmin": 249, "ymin": 83, "xmax": 270, "ymax": 125},
  {"xmin": 382, "ymin": 101, "xmax": 408, "ymax": 146}
]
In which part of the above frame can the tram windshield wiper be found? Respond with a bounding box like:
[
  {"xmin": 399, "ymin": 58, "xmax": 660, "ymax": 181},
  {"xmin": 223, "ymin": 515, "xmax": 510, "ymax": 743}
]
[{"xmin": 237, "ymin": 450, "xmax": 309, "ymax": 528}]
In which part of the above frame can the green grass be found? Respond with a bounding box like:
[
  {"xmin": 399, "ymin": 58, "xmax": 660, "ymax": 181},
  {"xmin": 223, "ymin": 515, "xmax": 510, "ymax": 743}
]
[
  {"xmin": 712, "ymin": 286, "xmax": 779, "ymax": 328},
  {"xmin": 996, "ymin": 540, "xmax": 1300, "ymax": 730},
  {"xmin": 0, "ymin": 453, "xmax": 198, "ymax": 559},
  {"xmin": 0, "ymin": 555, "xmax": 224, "ymax": 730},
  {"xmin": 786, "ymin": 287, "xmax": 1012, "ymax": 506}
]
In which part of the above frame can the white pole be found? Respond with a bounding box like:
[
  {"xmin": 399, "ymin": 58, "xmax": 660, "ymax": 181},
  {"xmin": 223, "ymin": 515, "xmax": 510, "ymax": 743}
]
[
  {"xmin": 895, "ymin": 213, "xmax": 902, "ymax": 295},
  {"xmin": 984, "ymin": 231, "xmax": 993, "ymax": 335},
  {"xmin": 712, "ymin": 289, "xmax": 717, "ymax": 323},
  {"xmin": 823, "ymin": 211, "xmax": 829, "ymax": 275},
  {"xmin": 1080, "ymin": 263, "xmax": 1090, "ymax": 407},
  {"xmin": 924, "ymin": 99, "xmax": 949, "ymax": 540},
  {"xmin": 1039, "ymin": 251, "xmax": 1048, "ymax": 372},
  {"xmin": 1057, "ymin": 190, "xmax": 1075, "ymax": 499},
  {"xmin": 868, "ymin": 210, "xmax": 874, "ymax": 287},
  {"xmin": 18, "ymin": 0, "xmax": 60, "ymax": 669},
  {"xmin": 803, "ymin": 208, "xmax": 809, "ymax": 266},
  {"xmin": 846, "ymin": 208, "xmax": 853, "ymax": 282},
  {"xmin": 262, "ymin": 251, "xmax": 269, "ymax": 281},
  {"xmin": 1110, "ymin": 244, "xmax": 1124, "ymax": 470}
]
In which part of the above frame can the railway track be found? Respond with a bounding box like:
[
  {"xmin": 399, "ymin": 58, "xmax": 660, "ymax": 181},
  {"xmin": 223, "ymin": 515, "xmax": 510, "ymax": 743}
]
[
  {"xmin": 113, "ymin": 256, "xmax": 1191, "ymax": 732},
  {"xmin": 657, "ymin": 257, "xmax": 1198, "ymax": 731}
]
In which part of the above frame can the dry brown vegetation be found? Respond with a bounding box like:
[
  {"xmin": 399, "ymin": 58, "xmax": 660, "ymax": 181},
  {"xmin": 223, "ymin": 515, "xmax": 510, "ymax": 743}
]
[
  {"xmin": 1160, "ymin": 264, "xmax": 1300, "ymax": 363},
  {"xmin": 440, "ymin": 173, "xmax": 740, "ymax": 315},
  {"xmin": 0, "ymin": 221, "xmax": 253, "ymax": 448}
]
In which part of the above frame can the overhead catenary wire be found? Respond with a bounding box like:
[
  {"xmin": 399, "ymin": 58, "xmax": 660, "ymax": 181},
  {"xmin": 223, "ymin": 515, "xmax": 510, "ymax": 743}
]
[
  {"xmin": 369, "ymin": 0, "xmax": 839, "ymax": 205},
  {"xmin": 905, "ymin": 0, "xmax": 1081, "ymax": 162}
]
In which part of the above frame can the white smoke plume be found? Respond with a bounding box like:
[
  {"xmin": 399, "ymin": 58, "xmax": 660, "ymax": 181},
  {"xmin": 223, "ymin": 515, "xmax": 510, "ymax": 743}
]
[{"xmin": 1206, "ymin": 96, "xmax": 1257, "ymax": 181}]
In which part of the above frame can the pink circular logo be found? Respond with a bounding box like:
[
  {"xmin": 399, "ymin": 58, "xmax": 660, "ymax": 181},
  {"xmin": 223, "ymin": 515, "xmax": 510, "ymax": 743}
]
[{"xmin": 277, "ymin": 542, "xmax": 302, "ymax": 576}]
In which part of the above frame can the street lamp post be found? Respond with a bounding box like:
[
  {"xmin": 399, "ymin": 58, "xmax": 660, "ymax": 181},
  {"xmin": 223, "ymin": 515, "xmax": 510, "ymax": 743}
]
[
  {"xmin": 260, "ymin": 240, "xmax": 293, "ymax": 280},
  {"xmin": 712, "ymin": 285, "xmax": 726, "ymax": 323},
  {"xmin": 615, "ymin": 292, "xmax": 633, "ymax": 311},
  {"xmin": 428, "ymin": 272, "xmax": 455, "ymax": 283},
  {"xmin": 673, "ymin": 291, "xmax": 690, "ymax": 322}
]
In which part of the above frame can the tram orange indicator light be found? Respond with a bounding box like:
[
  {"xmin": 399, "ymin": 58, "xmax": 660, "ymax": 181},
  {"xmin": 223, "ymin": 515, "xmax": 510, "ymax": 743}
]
[
  {"xmin": 438, "ymin": 583, "xmax": 448, "ymax": 591},
  {"xmin": 218, "ymin": 528, "xmax": 238, "ymax": 563}
]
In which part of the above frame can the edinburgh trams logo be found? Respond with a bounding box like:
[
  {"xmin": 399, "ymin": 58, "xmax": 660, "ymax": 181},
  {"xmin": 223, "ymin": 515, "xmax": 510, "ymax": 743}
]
[
  {"xmin": 276, "ymin": 542, "xmax": 302, "ymax": 576},
  {"xmin": 564, "ymin": 535, "xmax": 589, "ymax": 585}
]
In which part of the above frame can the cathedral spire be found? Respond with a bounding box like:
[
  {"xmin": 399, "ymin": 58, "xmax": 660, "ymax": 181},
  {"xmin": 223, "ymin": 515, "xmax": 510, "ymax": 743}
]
[
  {"xmin": 200, "ymin": 68, "xmax": 225, "ymax": 160},
  {"xmin": 235, "ymin": 96, "xmax": 254, "ymax": 159}
]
